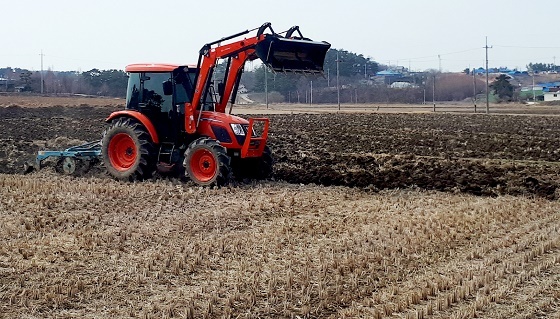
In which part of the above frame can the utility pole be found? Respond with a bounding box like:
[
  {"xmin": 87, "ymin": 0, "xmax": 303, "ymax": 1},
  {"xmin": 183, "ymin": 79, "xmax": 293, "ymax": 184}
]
[
  {"xmin": 433, "ymin": 74, "xmax": 436, "ymax": 112},
  {"xmin": 532, "ymin": 72, "xmax": 536, "ymax": 102},
  {"xmin": 327, "ymin": 68, "xmax": 330, "ymax": 87},
  {"xmin": 310, "ymin": 80, "xmax": 313, "ymax": 105},
  {"xmin": 484, "ymin": 36, "xmax": 492, "ymax": 114},
  {"xmin": 264, "ymin": 66, "xmax": 268, "ymax": 109},
  {"xmin": 336, "ymin": 51, "xmax": 341, "ymax": 110},
  {"xmin": 473, "ymin": 68, "xmax": 477, "ymax": 113},
  {"xmin": 40, "ymin": 50, "xmax": 44, "ymax": 94},
  {"xmin": 438, "ymin": 54, "xmax": 442, "ymax": 73}
]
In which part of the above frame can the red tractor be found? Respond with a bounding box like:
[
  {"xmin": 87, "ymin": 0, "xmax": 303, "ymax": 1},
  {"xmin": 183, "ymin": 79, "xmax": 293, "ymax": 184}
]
[{"xmin": 100, "ymin": 23, "xmax": 329, "ymax": 186}]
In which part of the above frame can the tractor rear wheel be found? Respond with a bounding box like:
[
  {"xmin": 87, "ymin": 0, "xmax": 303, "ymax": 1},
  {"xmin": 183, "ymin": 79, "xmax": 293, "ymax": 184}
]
[
  {"xmin": 183, "ymin": 137, "xmax": 231, "ymax": 186},
  {"xmin": 101, "ymin": 118, "xmax": 155, "ymax": 181}
]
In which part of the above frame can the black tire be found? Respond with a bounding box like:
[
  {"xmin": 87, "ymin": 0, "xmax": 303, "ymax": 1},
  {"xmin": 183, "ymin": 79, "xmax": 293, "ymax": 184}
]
[
  {"xmin": 101, "ymin": 118, "xmax": 156, "ymax": 181},
  {"xmin": 254, "ymin": 145, "xmax": 274, "ymax": 179},
  {"xmin": 183, "ymin": 137, "xmax": 231, "ymax": 186},
  {"xmin": 231, "ymin": 145, "xmax": 274, "ymax": 180}
]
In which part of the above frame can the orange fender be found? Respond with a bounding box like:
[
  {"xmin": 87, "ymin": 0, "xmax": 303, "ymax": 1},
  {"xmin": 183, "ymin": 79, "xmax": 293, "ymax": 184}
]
[{"xmin": 106, "ymin": 110, "xmax": 160, "ymax": 144}]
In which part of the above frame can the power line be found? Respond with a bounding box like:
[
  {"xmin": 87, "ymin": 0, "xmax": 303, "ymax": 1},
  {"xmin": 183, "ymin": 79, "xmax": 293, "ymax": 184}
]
[
  {"xmin": 494, "ymin": 45, "xmax": 560, "ymax": 49},
  {"xmin": 47, "ymin": 54, "xmax": 125, "ymax": 65},
  {"xmin": 388, "ymin": 48, "xmax": 480, "ymax": 63},
  {"xmin": 439, "ymin": 48, "xmax": 481, "ymax": 56}
]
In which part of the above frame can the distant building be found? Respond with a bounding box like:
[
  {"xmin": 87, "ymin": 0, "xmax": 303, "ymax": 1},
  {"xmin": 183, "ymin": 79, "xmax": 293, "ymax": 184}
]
[
  {"xmin": 544, "ymin": 88, "xmax": 560, "ymax": 102},
  {"xmin": 520, "ymin": 85, "xmax": 544, "ymax": 101},
  {"xmin": 390, "ymin": 81, "xmax": 417, "ymax": 89},
  {"xmin": 375, "ymin": 70, "xmax": 404, "ymax": 86},
  {"xmin": 474, "ymin": 67, "xmax": 526, "ymax": 76},
  {"xmin": 541, "ymin": 82, "xmax": 560, "ymax": 91},
  {"xmin": 0, "ymin": 77, "xmax": 15, "ymax": 92},
  {"xmin": 474, "ymin": 67, "xmax": 501, "ymax": 75},
  {"xmin": 376, "ymin": 70, "xmax": 402, "ymax": 77}
]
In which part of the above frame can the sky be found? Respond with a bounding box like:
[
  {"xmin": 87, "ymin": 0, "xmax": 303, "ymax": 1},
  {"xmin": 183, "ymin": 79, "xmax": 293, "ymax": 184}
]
[{"xmin": 2, "ymin": 0, "xmax": 559, "ymax": 72}]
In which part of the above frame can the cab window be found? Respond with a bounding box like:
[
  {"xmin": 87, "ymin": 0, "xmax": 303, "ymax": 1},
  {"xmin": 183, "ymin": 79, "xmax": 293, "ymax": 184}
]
[
  {"xmin": 141, "ymin": 72, "xmax": 173, "ymax": 113},
  {"xmin": 126, "ymin": 73, "xmax": 141, "ymax": 110}
]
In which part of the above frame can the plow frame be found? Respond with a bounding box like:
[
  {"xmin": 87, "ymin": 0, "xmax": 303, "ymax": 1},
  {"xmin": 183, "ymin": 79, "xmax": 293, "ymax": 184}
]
[{"xmin": 31, "ymin": 140, "xmax": 102, "ymax": 171}]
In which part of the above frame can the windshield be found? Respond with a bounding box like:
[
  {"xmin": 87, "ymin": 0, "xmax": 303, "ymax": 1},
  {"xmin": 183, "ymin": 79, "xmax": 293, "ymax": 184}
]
[
  {"xmin": 174, "ymin": 68, "xmax": 196, "ymax": 105},
  {"xmin": 142, "ymin": 72, "xmax": 173, "ymax": 113}
]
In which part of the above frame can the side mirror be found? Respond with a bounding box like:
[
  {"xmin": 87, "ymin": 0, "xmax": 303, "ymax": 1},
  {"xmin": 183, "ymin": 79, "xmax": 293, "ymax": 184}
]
[{"xmin": 162, "ymin": 80, "xmax": 173, "ymax": 96}]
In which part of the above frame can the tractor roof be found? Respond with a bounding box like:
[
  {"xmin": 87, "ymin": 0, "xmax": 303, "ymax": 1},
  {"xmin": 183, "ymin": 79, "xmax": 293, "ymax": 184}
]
[{"xmin": 125, "ymin": 64, "xmax": 197, "ymax": 73}]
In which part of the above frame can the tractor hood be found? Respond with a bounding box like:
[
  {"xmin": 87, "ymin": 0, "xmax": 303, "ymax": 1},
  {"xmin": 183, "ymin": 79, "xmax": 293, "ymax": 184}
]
[
  {"xmin": 195, "ymin": 111, "xmax": 269, "ymax": 158},
  {"xmin": 197, "ymin": 111, "xmax": 249, "ymax": 125}
]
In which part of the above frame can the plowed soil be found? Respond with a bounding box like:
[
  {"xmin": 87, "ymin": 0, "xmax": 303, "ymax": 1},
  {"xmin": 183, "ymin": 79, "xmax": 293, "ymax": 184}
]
[
  {"xmin": 1, "ymin": 104, "xmax": 560, "ymax": 198},
  {"xmin": 2, "ymin": 100, "xmax": 560, "ymax": 318}
]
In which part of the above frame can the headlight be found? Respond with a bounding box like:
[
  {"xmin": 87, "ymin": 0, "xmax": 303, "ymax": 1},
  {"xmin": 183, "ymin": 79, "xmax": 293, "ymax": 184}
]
[{"xmin": 230, "ymin": 123, "xmax": 245, "ymax": 136}]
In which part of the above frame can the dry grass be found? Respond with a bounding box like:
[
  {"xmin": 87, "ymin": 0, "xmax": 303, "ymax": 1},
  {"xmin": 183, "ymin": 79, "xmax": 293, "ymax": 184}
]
[
  {"xmin": 0, "ymin": 95, "xmax": 124, "ymax": 108},
  {"xmin": 2, "ymin": 94, "xmax": 560, "ymax": 115},
  {"xmin": 1, "ymin": 172, "xmax": 559, "ymax": 318}
]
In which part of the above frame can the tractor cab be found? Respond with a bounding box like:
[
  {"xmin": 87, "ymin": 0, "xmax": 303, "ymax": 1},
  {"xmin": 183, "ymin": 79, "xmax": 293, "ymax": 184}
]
[
  {"xmin": 124, "ymin": 64, "xmax": 198, "ymax": 143},
  {"xmin": 124, "ymin": 64, "xmax": 237, "ymax": 142}
]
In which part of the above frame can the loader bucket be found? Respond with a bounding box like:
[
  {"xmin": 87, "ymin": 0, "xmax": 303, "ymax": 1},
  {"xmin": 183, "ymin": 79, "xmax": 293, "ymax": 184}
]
[{"xmin": 255, "ymin": 35, "xmax": 331, "ymax": 74}]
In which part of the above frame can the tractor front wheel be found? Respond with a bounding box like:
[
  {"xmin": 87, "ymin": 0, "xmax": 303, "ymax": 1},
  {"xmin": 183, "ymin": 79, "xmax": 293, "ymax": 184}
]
[
  {"xmin": 101, "ymin": 118, "xmax": 155, "ymax": 181},
  {"xmin": 255, "ymin": 145, "xmax": 274, "ymax": 179},
  {"xmin": 183, "ymin": 138, "xmax": 231, "ymax": 186},
  {"xmin": 231, "ymin": 145, "xmax": 274, "ymax": 180}
]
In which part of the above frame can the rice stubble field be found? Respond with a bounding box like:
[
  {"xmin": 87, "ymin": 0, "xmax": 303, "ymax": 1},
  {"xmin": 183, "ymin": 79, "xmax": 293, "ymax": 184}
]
[{"xmin": 1, "ymin": 97, "xmax": 560, "ymax": 318}]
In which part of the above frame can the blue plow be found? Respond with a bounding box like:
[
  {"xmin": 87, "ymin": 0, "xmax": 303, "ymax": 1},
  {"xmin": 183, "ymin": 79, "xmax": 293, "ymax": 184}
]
[{"xmin": 25, "ymin": 141, "xmax": 102, "ymax": 175}]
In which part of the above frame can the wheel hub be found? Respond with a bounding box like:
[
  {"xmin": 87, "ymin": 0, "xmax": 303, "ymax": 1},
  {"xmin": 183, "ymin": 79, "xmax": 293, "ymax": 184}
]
[
  {"xmin": 108, "ymin": 133, "xmax": 137, "ymax": 171},
  {"xmin": 190, "ymin": 149, "xmax": 217, "ymax": 182}
]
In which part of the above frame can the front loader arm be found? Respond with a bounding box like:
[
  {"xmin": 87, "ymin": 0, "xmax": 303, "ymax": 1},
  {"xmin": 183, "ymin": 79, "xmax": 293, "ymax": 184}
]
[
  {"xmin": 215, "ymin": 50, "xmax": 258, "ymax": 113},
  {"xmin": 183, "ymin": 22, "xmax": 330, "ymax": 134},
  {"xmin": 184, "ymin": 35, "xmax": 262, "ymax": 133}
]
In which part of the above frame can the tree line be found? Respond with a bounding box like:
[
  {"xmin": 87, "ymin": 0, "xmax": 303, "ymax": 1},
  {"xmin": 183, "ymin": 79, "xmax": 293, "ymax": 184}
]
[
  {"xmin": 0, "ymin": 51, "xmax": 536, "ymax": 103},
  {"xmin": 0, "ymin": 67, "xmax": 127, "ymax": 97},
  {"xmin": 527, "ymin": 62, "xmax": 557, "ymax": 73}
]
